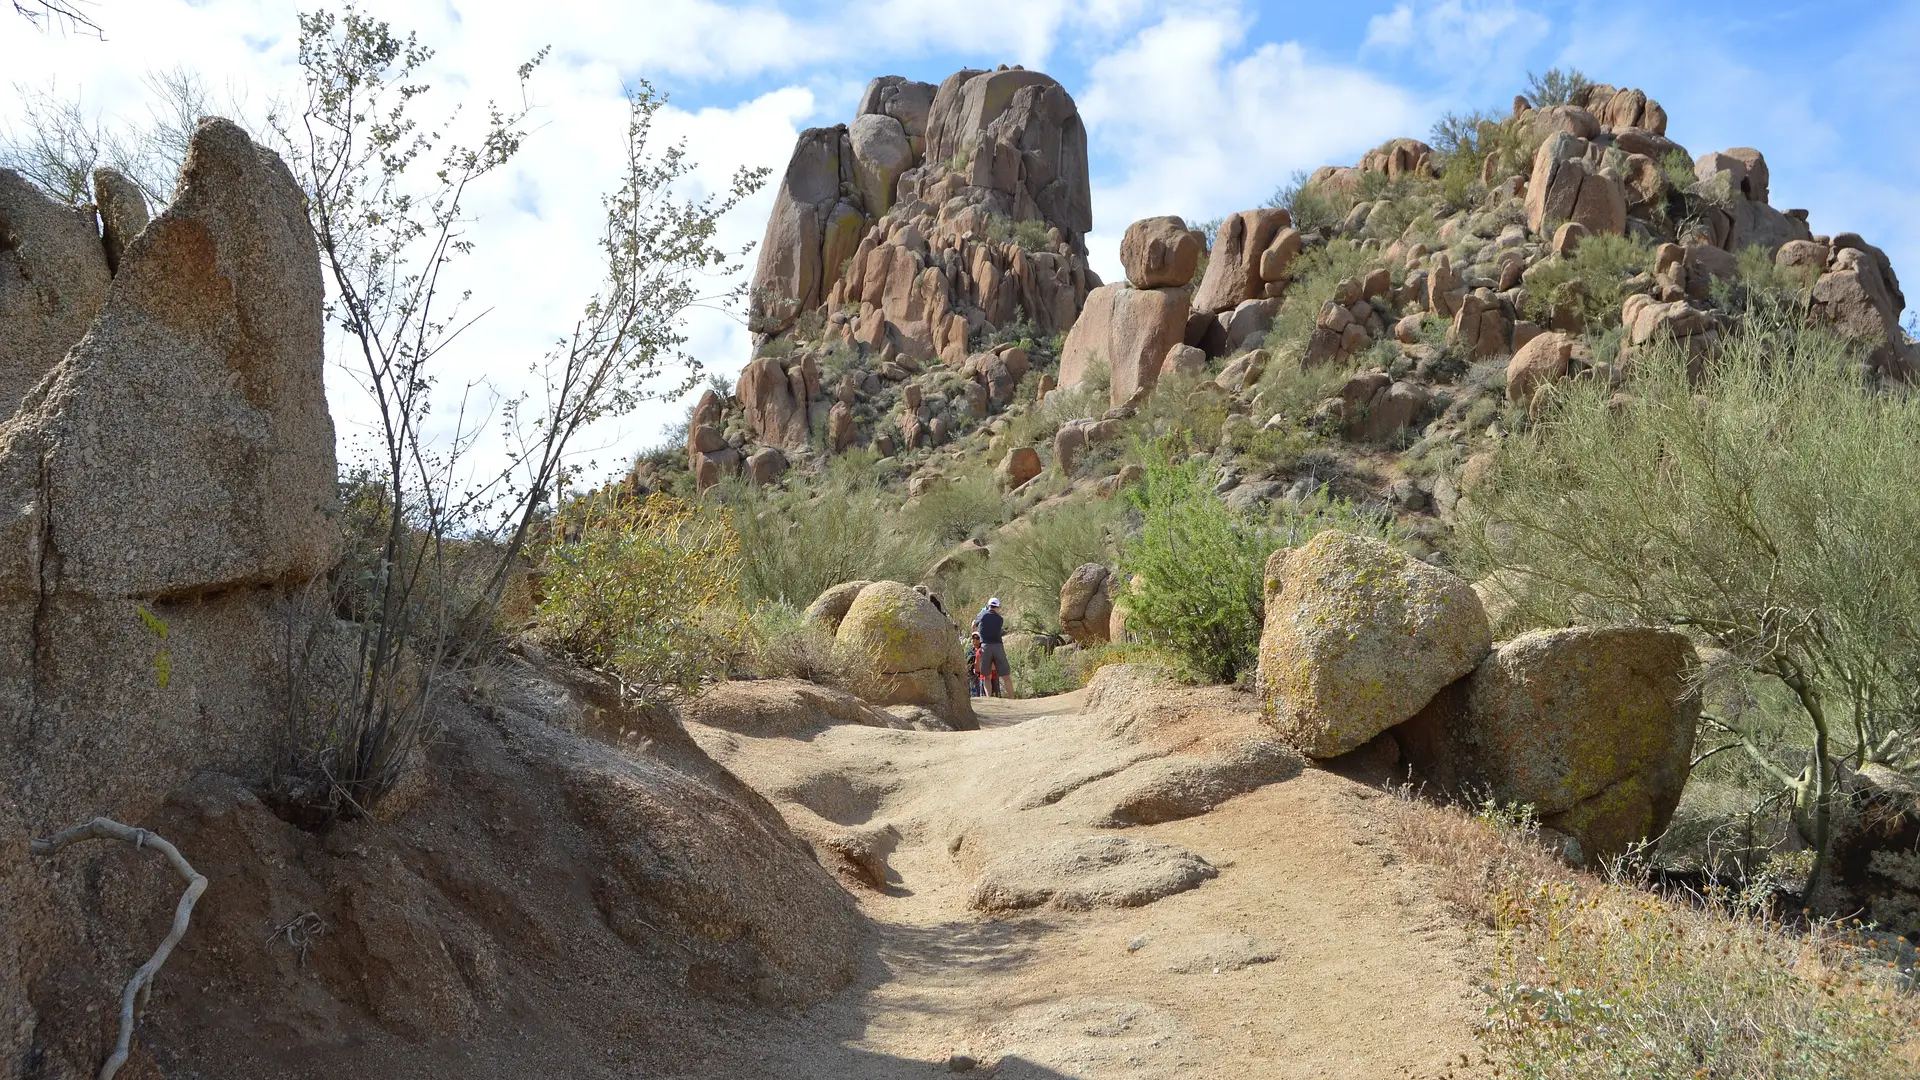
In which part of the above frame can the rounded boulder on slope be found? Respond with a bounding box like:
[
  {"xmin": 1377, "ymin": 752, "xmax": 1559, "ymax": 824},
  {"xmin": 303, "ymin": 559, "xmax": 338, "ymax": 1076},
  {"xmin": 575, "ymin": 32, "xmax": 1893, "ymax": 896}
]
[{"xmin": 1257, "ymin": 531, "xmax": 1491, "ymax": 759}]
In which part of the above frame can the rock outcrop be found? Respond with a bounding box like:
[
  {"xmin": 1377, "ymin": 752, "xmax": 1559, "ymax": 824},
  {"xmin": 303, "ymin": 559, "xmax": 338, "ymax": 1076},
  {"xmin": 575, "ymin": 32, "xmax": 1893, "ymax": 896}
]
[
  {"xmin": 1258, "ymin": 531, "xmax": 1492, "ymax": 759},
  {"xmin": 730, "ymin": 66, "xmax": 1098, "ymax": 455},
  {"xmin": 0, "ymin": 117, "xmax": 339, "ymax": 826},
  {"xmin": 0, "ymin": 119, "xmax": 345, "ymax": 1077},
  {"xmin": 1192, "ymin": 208, "xmax": 1296, "ymax": 316},
  {"xmin": 1058, "ymin": 563, "xmax": 1115, "ymax": 645},
  {"xmin": 1395, "ymin": 627, "xmax": 1700, "ymax": 863}
]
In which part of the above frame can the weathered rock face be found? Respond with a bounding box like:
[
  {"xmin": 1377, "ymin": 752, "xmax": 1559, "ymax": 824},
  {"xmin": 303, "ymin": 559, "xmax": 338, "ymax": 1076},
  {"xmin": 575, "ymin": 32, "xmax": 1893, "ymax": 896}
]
[
  {"xmin": 1059, "ymin": 563, "xmax": 1114, "ymax": 645},
  {"xmin": 748, "ymin": 126, "xmax": 860, "ymax": 336},
  {"xmin": 0, "ymin": 118, "xmax": 337, "ymax": 601},
  {"xmin": 0, "ymin": 117, "xmax": 338, "ymax": 831},
  {"xmin": 1809, "ymin": 237, "xmax": 1910, "ymax": 375},
  {"xmin": 1525, "ymin": 133, "xmax": 1626, "ymax": 237},
  {"xmin": 914, "ymin": 67, "xmax": 1092, "ymax": 240},
  {"xmin": 736, "ymin": 352, "xmax": 821, "ymax": 452},
  {"xmin": 1192, "ymin": 208, "xmax": 1294, "ymax": 316},
  {"xmin": 1258, "ymin": 531, "xmax": 1492, "ymax": 759},
  {"xmin": 1506, "ymin": 331, "xmax": 1574, "ymax": 403},
  {"xmin": 746, "ymin": 65, "xmax": 1096, "ymax": 412},
  {"xmin": 1120, "ymin": 216, "xmax": 1202, "ymax": 289},
  {"xmin": 996, "ymin": 445, "xmax": 1041, "ymax": 490},
  {"xmin": 1394, "ymin": 627, "xmax": 1699, "ymax": 863},
  {"xmin": 1358, "ymin": 138, "xmax": 1436, "ymax": 181},
  {"xmin": 825, "ymin": 580, "xmax": 976, "ymax": 728},
  {"xmin": 91, "ymin": 166, "xmax": 150, "ymax": 275},
  {"xmin": 1058, "ymin": 283, "xmax": 1190, "ymax": 407},
  {"xmin": 0, "ymin": 169, "xmax": 112, "ymax": 420}
]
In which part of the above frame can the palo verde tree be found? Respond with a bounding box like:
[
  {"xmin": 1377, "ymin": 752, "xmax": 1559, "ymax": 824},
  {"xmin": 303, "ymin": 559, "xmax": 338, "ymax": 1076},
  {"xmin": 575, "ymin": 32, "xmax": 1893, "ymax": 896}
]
[
  {"xmin": 271, "ymin": 3, "xmax": 764, "ymax": 816},
  {"xmin": 1455, "ymin": 297, "xmax": 1920, "ymax": 898}
]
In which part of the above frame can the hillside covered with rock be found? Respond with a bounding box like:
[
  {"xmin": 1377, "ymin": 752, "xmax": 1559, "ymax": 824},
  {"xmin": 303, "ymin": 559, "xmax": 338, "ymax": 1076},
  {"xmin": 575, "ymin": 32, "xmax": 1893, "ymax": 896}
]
[
  {"xmin": 3, "ymin": 35, "xmax": 1917, "ymax": 1080},
  {"xmin": 647, "ymin": 65, "xmax": 1919, "ymax": 939}
]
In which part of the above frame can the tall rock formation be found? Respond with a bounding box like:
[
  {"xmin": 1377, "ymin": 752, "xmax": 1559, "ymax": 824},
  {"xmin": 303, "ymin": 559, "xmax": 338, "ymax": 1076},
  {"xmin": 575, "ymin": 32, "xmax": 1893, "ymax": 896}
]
[
  {"xmin": 0, "ymin": 116, "xmax": 338, "ymax": 829},
  {"xmin": 746, "ymin": 66, "xmax": 1096, "ymax": 409}
]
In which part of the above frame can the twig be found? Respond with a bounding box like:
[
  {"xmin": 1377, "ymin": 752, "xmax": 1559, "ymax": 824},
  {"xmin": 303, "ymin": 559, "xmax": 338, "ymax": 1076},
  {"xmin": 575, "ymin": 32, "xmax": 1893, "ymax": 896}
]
[
  {"xmin": 30, "ymin": 817, "xmax": 208, "ymax": 1080},
  {"xmin": 267, "ymin": 911, "xmax": 327, "ymax": 967}
]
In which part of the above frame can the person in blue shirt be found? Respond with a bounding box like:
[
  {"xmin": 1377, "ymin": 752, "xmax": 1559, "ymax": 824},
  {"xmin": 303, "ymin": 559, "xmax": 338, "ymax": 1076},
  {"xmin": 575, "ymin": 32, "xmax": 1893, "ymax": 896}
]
[{"xmin": 971, "ymin": 597, "xmax": 1009, "ymax": 697}]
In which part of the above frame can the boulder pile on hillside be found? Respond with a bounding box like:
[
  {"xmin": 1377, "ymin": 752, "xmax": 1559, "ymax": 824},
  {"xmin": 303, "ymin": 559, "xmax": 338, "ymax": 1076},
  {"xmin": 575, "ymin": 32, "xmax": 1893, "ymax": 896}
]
[
  {"xmin": 1257, "ymin": 531, "xmax": 1700, "ymax": 864},
  {"xmin": 680, "ymin": 66, "xmax": 1099, "ymax": 491}
]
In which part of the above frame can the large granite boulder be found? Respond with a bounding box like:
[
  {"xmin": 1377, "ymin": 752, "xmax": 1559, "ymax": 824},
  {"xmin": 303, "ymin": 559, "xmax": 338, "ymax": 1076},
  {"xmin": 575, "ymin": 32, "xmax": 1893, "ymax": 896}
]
[
  {"xmin": 1525, "ymin": 133, "xmax": 1625, "ymax": 237},
  {"xmin": 1394, "ymin": 627, "xmax": 1699, "ymax": 863},
  {"xmin": 1058, "ymin": 563, "xmax": 1115, "ymax": 645},
  {"xmin": 1811, "ymin": 237, "xmax": 1910, "ymax": 375},
  {"xmin": 1058, "ymin": 283, "xmax": 1190, "ymax": 408},
  {"xmin": 1120, "ymin": 215, "xmax": 1202, "ymax": 289},
  {"xmin": 827, "ymin": 580, "xmax": 975, "ymax": 729},
  {"xmin": 1257, "ymin": 531, "xmax": 1491, "ymax": 759},
  {"xmin": 1192, "ymin": 208, "xmax": 1293, "ymax": 316},
  {"xmin": 0, "ymin": 116, "xmax": 339, "ymax": 831},
  {"xmin": 736, "ymin": 352, "xmax": 821, "ymax": 452}
]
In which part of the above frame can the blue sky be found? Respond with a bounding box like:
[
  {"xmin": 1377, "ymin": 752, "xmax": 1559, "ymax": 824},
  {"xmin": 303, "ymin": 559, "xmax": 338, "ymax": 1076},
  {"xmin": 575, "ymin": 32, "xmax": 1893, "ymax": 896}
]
[{"xmin": 4, "ymin": 0, "xmax": 1915, "ymax": 479}]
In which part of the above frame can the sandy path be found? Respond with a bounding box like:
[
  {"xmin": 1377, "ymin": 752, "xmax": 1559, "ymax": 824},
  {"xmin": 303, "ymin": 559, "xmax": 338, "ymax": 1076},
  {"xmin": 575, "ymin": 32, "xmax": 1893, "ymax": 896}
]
[{"xmin": 691, "ymin": 691, "xmax": 1487, "ymax": 1079}]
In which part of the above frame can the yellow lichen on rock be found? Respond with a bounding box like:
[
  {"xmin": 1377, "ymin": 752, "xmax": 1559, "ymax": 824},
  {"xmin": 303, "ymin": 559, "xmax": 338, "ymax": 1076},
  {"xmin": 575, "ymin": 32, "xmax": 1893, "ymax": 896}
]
[{"xmin": 1256, "ymin": 531, "xmax": 1491, "ymax": 759}]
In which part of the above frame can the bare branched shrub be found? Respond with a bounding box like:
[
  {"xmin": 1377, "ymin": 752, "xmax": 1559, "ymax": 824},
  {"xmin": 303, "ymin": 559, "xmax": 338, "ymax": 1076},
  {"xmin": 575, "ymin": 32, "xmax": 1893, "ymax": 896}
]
[{"xmin": 268, "ymin": 3, "xmax": 762, "ymax": 819}]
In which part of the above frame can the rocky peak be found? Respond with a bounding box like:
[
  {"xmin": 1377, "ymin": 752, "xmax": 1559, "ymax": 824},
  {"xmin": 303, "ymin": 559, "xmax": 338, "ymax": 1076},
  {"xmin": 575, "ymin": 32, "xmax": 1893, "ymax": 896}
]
[{"xmin": 711, "ymin": 66, "xmax": 1099, "ymax": 479}]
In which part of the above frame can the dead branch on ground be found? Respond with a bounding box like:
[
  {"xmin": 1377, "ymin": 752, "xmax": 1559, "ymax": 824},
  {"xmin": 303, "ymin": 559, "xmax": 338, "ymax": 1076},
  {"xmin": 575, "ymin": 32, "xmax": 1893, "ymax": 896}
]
[{"xmin": 30, "ymin": 817, "xmax": 208, "ymax": 1080}]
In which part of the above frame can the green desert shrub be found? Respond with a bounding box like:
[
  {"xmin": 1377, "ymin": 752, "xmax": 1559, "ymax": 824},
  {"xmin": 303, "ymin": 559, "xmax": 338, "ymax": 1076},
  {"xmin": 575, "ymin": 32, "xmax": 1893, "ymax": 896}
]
[
  {"xmin": 1455, "ymin": 310, "xmax": 1920, "ymax": 895},
  {"xmin": 1520, "ymin": 232, "xmax": 1653, "ymax": 330},
  {"xmin": 961, "ymin": 496, "xmax": 1125, "ymax": 630},
  {"xmin": 532, "ymin": 495, "xmax": 741, "ymax": 701},
  {"xmin": 729, "ymin": 462, "xmax": 932, "ymax": 607},
  {"xmin": 987, "ymin": 214, "xmax": 1053, "ymax": 253},
  {"xmin": 1120, "ymin": 448, "xmax": 1405, "ymax": 684},
  {"xmin": 1269, "ymin": 168, "xmax": 1344, "ymax": 234},
  {"xmin": 901, "ymin": 471, "xmax": 1008, "ymax": 547},
  {"xmin": 1117, "ymin": 454, "xmax": 1271, "ymax": 684},
  {"xmin": 1523, "ymin": 67, "xmax": 1593, "ymax": 108}
]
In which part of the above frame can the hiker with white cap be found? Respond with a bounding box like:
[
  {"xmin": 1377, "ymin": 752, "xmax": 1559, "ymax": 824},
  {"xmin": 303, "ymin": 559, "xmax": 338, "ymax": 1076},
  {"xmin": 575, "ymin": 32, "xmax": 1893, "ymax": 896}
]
[{"xmin": 971, "ymin": 597, "xmax": 1010, "ymax": 697}]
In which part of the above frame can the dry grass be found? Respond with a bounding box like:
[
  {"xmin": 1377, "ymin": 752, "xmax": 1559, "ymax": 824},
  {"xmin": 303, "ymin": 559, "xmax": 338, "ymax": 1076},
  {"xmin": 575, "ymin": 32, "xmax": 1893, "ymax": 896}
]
[{"xmin": 1379, "ymin": 789, "xmax": 1920, "ymax": 1079}]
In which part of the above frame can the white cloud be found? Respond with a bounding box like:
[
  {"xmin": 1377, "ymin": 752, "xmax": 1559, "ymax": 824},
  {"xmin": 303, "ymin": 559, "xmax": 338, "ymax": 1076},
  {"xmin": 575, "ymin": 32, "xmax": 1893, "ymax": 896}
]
[
  {"xmin": 1080, "ymin": 9, "xmax": 1421, "ymax": 282},
  {"xmin": 1362, "ymin": 0, "xmax": 1550, "ymax": 82}
]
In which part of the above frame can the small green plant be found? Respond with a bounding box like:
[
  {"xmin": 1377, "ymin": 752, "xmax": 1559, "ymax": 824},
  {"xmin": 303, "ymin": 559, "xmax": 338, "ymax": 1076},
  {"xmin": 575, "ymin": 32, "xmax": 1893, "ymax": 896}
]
[
  {"xmin": 987, "ymin": 214, "xmax": 1053, "ymax": 253},
  {"xmin": 1519, "ymin": 232, "xmax": 1654, "ymax": 330},
  {"xmin": 1523, "ymin": 67, "xmax": 1593, "ymax": 108},
  {"xmin": 137, "ymin": 605, "xmax": 172, "ymax": 690},
  {"xmin": 533, "ymin": 494, "xmax": 741, "ymax": 702}
]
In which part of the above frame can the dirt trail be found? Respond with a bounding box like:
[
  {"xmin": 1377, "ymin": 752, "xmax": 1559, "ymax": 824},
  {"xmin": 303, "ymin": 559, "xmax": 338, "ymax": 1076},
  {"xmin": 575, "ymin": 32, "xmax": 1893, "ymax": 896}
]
[{"xmin": 689, "ymin": 684, "xmax": 1490, "ymax": 1079}]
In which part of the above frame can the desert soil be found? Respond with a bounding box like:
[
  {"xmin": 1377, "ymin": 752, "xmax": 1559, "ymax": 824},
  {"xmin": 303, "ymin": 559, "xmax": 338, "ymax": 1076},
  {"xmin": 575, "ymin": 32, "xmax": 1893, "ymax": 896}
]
[{"xmin": 687, "ymin": 690, "xmax": 1490, "ymax": 1079}]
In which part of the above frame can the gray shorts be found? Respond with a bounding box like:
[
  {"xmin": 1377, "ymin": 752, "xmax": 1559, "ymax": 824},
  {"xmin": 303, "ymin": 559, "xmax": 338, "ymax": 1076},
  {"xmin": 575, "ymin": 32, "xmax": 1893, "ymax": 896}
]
[{"xmin": 979, "ymin": 641, "xmax": 1010, "ymax": 679}]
